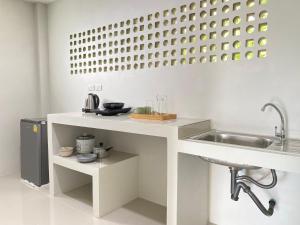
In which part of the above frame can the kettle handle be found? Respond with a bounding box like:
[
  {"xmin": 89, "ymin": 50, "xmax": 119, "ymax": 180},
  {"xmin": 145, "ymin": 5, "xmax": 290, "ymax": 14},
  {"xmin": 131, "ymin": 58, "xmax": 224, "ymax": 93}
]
[{"xmin": 93, "ymin": 94, "xmax": 100, "ymax": 109}]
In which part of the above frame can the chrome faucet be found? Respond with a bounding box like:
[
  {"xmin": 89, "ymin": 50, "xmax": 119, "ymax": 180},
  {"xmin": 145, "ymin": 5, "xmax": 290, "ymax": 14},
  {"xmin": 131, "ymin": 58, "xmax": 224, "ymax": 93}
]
[{"xmin": 261, "ymin": 103, "xmax": 286, "ymax": 145}]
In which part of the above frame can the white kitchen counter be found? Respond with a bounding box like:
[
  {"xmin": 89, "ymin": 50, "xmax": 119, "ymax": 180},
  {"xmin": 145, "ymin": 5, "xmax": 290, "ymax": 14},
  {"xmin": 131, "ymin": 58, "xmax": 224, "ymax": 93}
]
[
  {"xmin": 48, "ymin": 112, "xmax": 300, "ymax": 225},
  {"xmin": 47, "ymin": 112, "xmax": 209, "ymax": 225}
]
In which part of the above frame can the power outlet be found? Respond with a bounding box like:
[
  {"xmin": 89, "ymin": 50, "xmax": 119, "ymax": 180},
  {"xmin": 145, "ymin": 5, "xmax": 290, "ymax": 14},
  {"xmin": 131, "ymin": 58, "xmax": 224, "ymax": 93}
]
[
  {"xmin": 88, "ymin": 84, "xmax": 102, "ymax": 92},
  {"xmin": 88, "ymin": 84, "xmax": 95, "ymax": 92},
  {"xmin": 95, "ymin": 84, "xmax": 102, "ymax": 91}
]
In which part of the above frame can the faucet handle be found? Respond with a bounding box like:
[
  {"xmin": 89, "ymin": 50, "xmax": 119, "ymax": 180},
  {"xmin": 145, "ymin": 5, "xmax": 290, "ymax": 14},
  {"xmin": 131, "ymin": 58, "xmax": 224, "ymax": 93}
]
[
  {"xmin": 275, "ymin": 126, "xmax": 286, "ymax": 140},
  {"xmin": 274, "ymin": 126, "xmax": 282, "ymax": 146},
  {"xmin": 274, "ymin": 126, "xmax": 281, "ymax": 138}
]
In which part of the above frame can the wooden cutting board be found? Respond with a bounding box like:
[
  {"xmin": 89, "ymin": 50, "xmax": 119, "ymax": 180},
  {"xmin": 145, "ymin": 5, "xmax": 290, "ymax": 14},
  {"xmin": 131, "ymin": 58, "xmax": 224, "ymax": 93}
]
[{"xmin": 129, "ymin": 113, "xmax": 177, "ymax": 121}]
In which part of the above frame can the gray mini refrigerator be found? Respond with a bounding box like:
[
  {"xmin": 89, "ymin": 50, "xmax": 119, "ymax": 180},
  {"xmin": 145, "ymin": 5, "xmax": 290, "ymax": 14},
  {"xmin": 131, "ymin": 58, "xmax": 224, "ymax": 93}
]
[{"xmin": 20, "ymin": 118, "xmax": 49, "ymax": 187}]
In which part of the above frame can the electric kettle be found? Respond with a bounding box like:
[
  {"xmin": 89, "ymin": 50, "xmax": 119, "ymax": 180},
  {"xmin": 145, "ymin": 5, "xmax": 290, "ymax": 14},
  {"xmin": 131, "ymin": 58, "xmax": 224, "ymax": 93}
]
[{"xmin": 84, "ymin": 93, "xmax": 100, "ymax": 110}]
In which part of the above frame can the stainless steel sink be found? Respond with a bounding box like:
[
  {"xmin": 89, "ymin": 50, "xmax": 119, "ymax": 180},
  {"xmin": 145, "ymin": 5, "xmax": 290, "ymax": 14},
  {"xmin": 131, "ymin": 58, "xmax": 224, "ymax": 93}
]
[
  {"xmin": 191, "ymin": 130, "xmax": 273, "ymax": 149},
  {"xmin": 189, "ymin": 130, "xmax": 274, "ymax": 169}
]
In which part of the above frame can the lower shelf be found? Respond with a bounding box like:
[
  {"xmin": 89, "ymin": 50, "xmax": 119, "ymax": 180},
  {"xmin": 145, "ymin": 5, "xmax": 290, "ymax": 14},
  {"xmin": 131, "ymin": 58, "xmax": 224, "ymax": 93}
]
[
  {"xmin": 56, "ymin": 183, "xmax": 93, "ymax": 215},
  {"xmin": 103, "ymin": 198, "xmax": 166, "ymax": 225},
  {"xmin": 57, "ymin": 184, "xmax": 166, "ymax": 225},
  {"xmin": 53, "ymin": 150, "xmax": 138, "ymax": 175}
]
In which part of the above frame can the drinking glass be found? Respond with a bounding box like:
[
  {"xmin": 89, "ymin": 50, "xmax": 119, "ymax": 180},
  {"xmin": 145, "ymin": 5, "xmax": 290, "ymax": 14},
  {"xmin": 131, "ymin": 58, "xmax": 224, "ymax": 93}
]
[
  {"xmin": 156, "ymin": 95, "xmax": 168, "ymax": 114},
  {"xmin": 161, "ymin": 95, "xmax": 168, "ymax": 114},
  {"xmin": 145, "ymin": 100, "xmax": 154, "ymax": 114},
  {"xmin": 156, "ymin": 95, "xmax": 162, "ymax": 115}
]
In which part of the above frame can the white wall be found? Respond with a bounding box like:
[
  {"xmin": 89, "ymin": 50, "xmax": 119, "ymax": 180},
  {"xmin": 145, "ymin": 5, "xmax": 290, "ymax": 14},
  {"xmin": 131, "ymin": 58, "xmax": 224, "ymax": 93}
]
[
  {"xmin": 0, "ymin": 0, "xmax": 41, "ymax": 176},
  {"xmin": 35, "ymin": 3, "xmax": 50, "ymax": 116},
  {"xmin": 47, "ymin": 0, "xmax": 300, "ymax": 139},
  {"xmin": 47, "ymin": 0, "xmax": 300, "ymax": 224}
]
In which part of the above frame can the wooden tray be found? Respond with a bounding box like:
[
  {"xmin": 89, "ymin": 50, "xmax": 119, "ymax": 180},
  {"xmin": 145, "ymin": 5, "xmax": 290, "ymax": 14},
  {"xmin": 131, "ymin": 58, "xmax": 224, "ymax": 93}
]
[{"xmin": 129, "ymin": 113, "xmax": 177, "ymax": 121}]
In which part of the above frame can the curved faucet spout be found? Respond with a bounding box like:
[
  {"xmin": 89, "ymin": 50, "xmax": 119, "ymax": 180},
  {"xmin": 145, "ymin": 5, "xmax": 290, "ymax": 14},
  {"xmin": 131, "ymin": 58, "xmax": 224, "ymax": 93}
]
[{"xmin": 261, "ymin": 103, "xmax": 286, "ymax": 145}]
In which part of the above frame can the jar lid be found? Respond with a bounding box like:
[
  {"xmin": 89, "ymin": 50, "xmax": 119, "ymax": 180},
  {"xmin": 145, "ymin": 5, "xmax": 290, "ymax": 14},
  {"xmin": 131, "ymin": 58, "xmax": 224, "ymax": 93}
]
[{"xmin": 77, "ymin": 133, "xmax": 95, "ymax": 140}]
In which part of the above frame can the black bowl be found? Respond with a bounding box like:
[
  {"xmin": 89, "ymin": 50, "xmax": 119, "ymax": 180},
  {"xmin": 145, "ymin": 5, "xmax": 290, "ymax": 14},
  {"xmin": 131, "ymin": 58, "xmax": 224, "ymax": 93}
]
[{"xmin": 103, "ymin": 102, "xmax": 124, "ymax": 110}]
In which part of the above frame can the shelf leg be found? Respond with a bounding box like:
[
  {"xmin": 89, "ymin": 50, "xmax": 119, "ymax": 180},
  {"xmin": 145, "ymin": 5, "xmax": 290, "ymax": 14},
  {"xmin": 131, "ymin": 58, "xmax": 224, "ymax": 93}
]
[{"xmin": 92, "ymin": 172, "xmax": 100, "ymax": 218}]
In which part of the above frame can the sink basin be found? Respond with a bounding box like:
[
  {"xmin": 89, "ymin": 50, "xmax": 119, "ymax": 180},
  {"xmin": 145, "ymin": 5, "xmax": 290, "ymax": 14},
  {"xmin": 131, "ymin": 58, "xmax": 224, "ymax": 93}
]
[
  {"xmin": 190, "ymin": 130, "xmax": 274, "ymax": 169},
  {"xmin": 191, "ymin": 130, "xmax": 273, "ymax": 149}
]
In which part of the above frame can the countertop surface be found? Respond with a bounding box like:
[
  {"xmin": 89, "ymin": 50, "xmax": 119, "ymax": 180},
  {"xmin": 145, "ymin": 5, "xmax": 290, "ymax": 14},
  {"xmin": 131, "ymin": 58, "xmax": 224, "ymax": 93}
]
[
  {"xmin": 179, "ymin": 132, "xmax": 300, "ymax": 173},
  {"xmin": 268, "ymin": 139, "xmax": 300, "ymax": 156},
  {"xmin": 47, "ymin": 112, "xmax": 208, "ymax": 138},
  {"xmin": 48, "ymin": 112, "xmax": 206, "ymax": 128}
]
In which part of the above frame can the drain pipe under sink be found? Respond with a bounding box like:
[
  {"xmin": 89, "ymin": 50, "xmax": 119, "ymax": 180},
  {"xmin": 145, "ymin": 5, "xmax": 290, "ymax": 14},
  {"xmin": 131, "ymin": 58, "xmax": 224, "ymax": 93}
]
[{"xmin": 229, "ymin": 167, "xmax": 277, "ymax": 216}]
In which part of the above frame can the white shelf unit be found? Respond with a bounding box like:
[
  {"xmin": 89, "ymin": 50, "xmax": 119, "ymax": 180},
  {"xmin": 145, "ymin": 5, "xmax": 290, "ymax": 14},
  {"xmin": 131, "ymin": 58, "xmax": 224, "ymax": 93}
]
[
  {"xmin": 56, "ymin": 183, "xmax": 166, "ymax": 225},
  {"xmin": 48, "ymin": 112, "xmax": 208, "ymax": 225},
  {"xmin": 52, "ymin": 150, "xmax": 138, "ymax": 217}
]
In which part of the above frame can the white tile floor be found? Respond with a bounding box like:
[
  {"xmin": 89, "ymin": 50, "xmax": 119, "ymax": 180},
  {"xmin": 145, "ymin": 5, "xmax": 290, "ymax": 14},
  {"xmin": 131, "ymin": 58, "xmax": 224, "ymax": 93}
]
[{"xmin": 0, "ymin": 175, "xmax": 166, "ymax": 225}]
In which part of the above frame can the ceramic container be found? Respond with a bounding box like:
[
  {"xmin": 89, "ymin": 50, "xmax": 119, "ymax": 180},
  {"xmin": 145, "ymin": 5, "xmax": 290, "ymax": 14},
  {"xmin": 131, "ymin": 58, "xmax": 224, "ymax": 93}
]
[{"xmin": 76, "ymin": 134, "xmax": 95, "ymax": 154}]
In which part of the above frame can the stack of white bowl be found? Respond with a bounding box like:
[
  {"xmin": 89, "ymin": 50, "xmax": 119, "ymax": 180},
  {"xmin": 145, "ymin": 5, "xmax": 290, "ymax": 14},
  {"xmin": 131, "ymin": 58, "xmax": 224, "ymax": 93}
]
[{"xmin": 59, "ymin": 147, "xmax": 74, "ymax": 157}]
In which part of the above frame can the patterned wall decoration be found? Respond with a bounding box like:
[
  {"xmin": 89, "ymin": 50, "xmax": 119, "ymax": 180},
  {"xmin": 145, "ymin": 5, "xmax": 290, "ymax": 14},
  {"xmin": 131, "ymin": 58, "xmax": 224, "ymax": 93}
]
[{"xmin": 69, "ymin": 0, "xmax": 269, "ymax": 74}]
